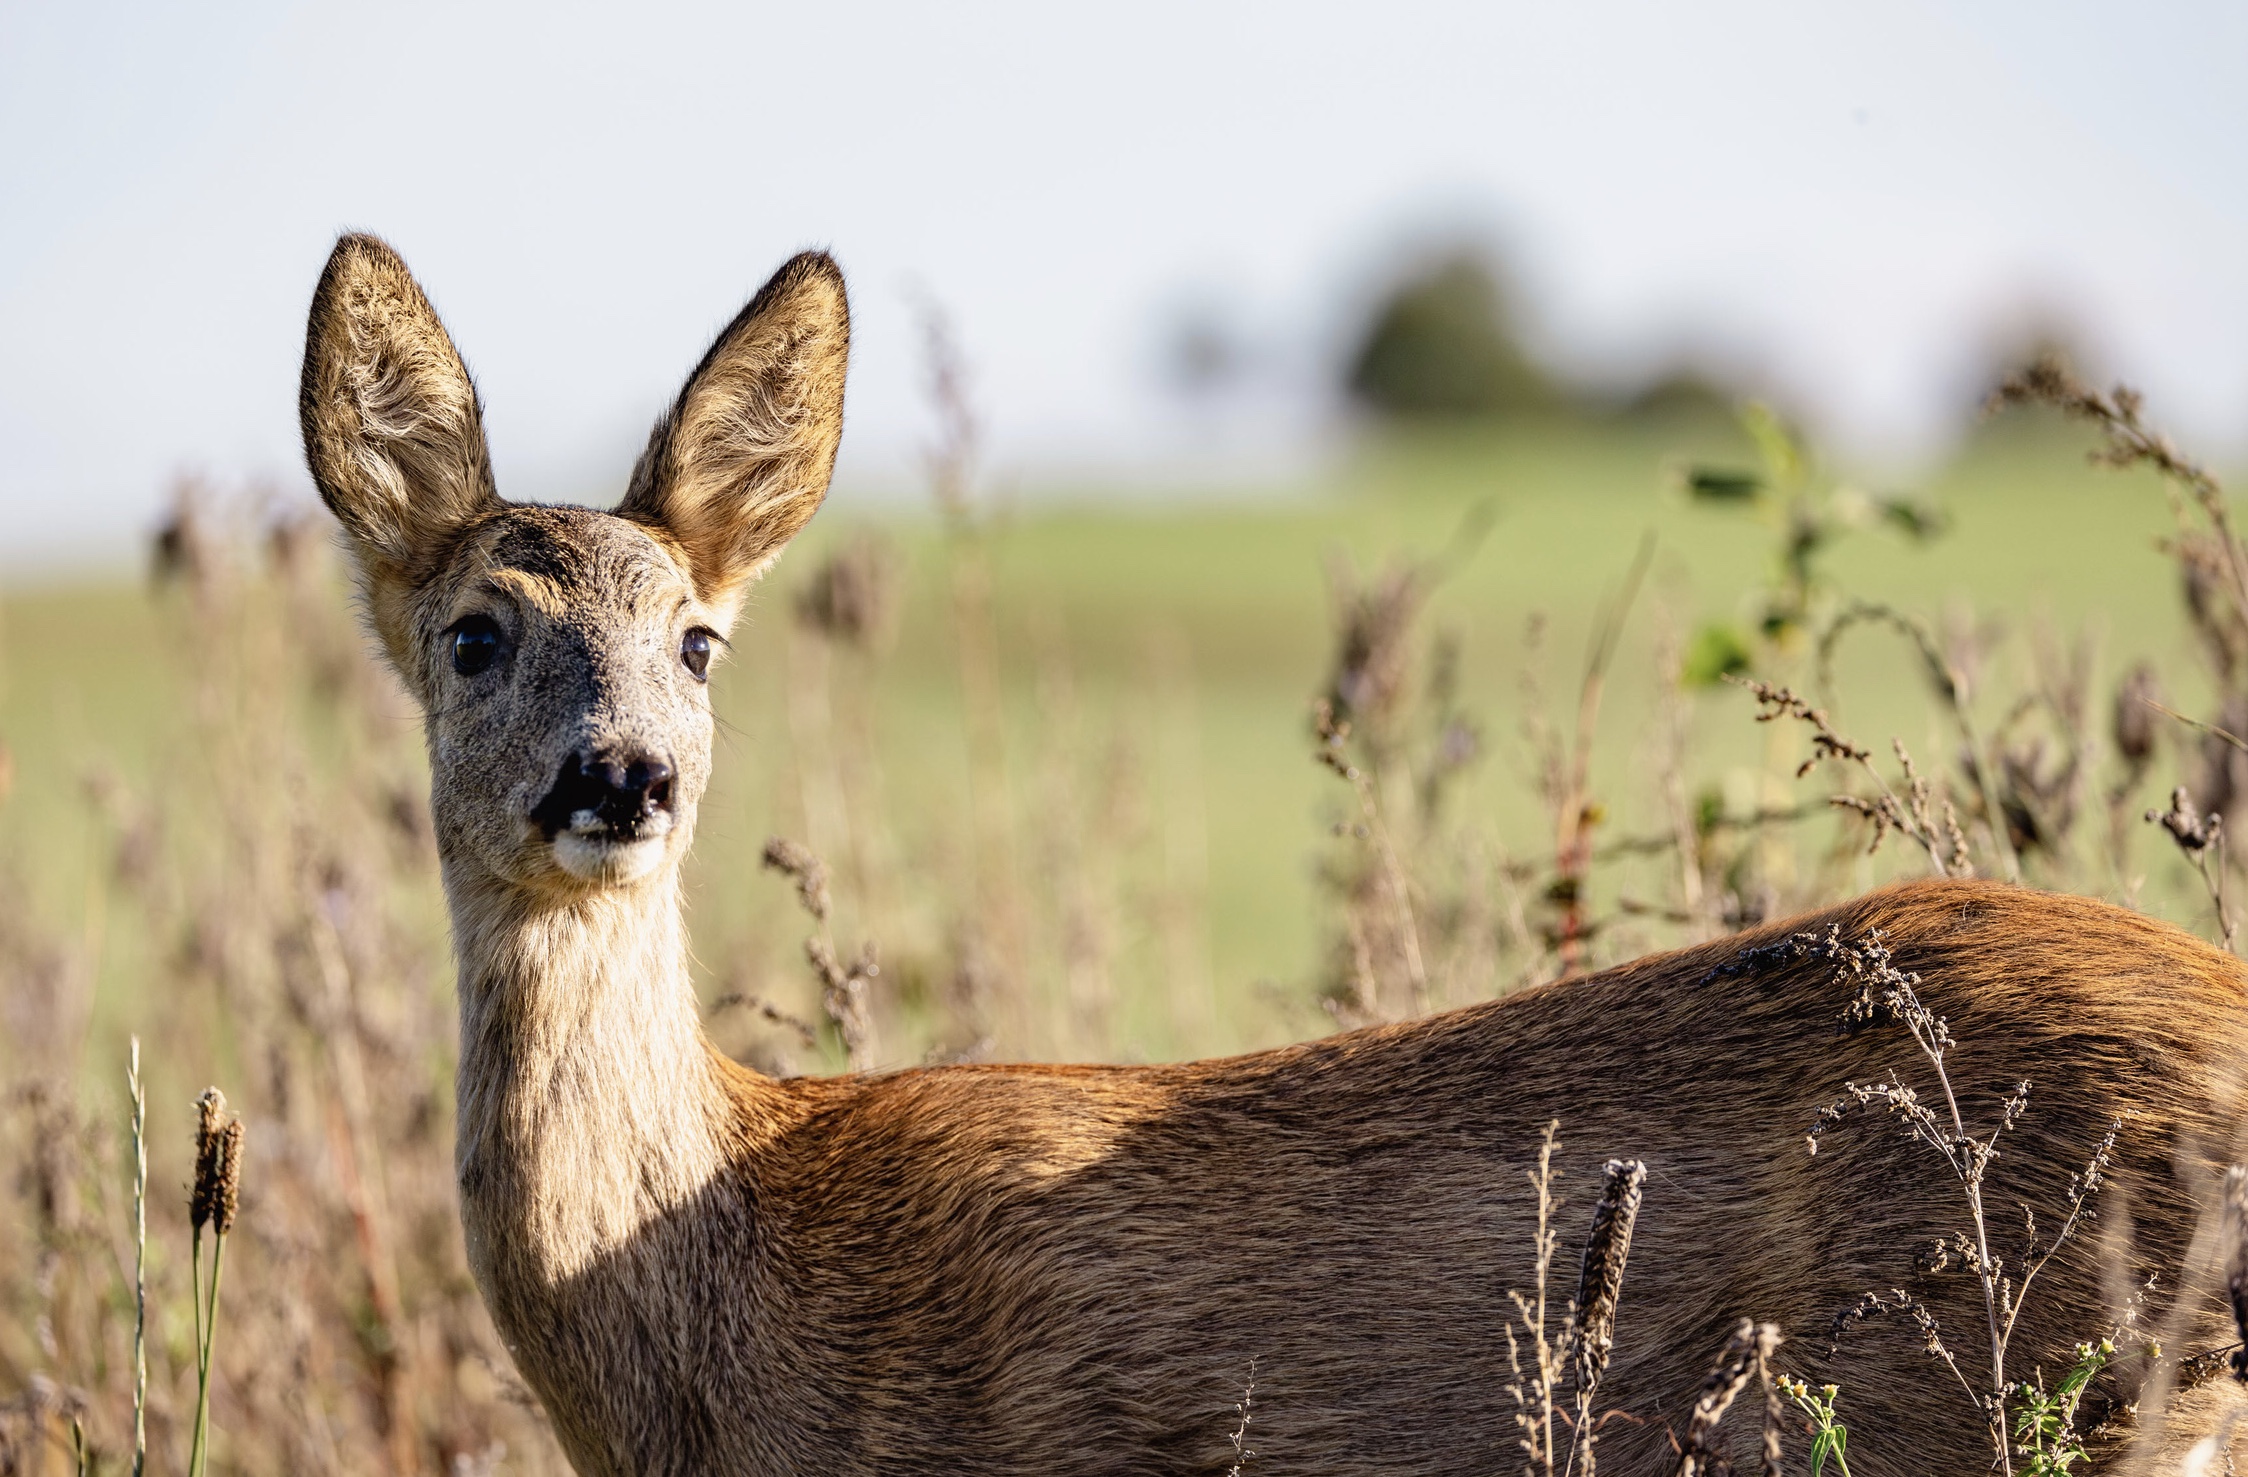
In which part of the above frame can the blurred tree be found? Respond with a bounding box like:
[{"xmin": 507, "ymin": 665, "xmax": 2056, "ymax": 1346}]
[
  {"xmin": 1345, "ymin": 252, "xmax": 1558, "ymax": 418},
  {"xmin": 1621, "ymin": 366, "xmax": 1738, "ymax": 423}
]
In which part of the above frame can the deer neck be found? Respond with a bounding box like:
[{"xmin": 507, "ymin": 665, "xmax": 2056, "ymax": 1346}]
[{"xmin": 445, "ymin": 862, "xmax": 743, "ymax": 1285}]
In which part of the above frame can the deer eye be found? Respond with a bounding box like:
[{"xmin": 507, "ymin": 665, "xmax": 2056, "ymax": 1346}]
[
  {"xmin": 681, "ymin": 628, "xmax": 713, "ymax": 681},
  {"xmin": 451, "ymin": 615, "xmax": 504, "ymax": 676}
]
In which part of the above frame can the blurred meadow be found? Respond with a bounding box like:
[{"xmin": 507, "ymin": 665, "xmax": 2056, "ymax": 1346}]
[{"xmin": 2, "ymin": 404, "xmax": 2220, "ymax": 1056}]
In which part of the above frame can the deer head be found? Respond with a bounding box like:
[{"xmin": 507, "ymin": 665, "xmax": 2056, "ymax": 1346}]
[{"xmin": 300, "ymin": 235, "xmax": 849, "ymax": 896}]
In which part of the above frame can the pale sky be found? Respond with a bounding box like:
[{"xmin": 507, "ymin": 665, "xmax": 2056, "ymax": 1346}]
[{"xmin": 2, "ymin": 0, "xmax": 2244, "ymax": 568}]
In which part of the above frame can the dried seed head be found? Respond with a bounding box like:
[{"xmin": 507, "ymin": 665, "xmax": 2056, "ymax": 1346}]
[
  {"xmin": 2149, "ymin": 786, "xmax": 2222, "ymax": 855},
  {"xmin": 196, "ymin": 1086, "xmax": 227, "ymax": 1143},
  {"xmin": 1752, "ymin": 1324, "xmax": 1785, "ymax": 1477},
  {"xmin": 1321, "ymin": 559, "xmax": 1428, "ymax": 756},
  {"xmin": 215, "ymin": 1118, "xmax": 245, "ymax": 1235},
  {"xmin": 794, "ymin": 536, "xmax": 899, "ymax": 651},
  {"xmin": 1572, "ymin": 1158, "xmax": 1647, "ymax": 1395},
  {"xmin": 150, "ymin": 478, "xmax": 220, "ymax": 593},
  {"xmin": 760, "ymin": 838, "xmax": 831, "ymax": 922},
  {"xmin": 1309, "ymin": 698, "xmax": 1363, "ymax": 784},
  {"xmin": 1675, "ymin": 1319, "xmax": 1778, "ymax": 1477},
  {"xmin": 191, "ymin": 1087, "xmax": 230, "ymax": 1232},
  {"xmin": 2112, "ymin": 663, "xmax": 2159, "ymax": 768},
  {"xmin": 23, "ymin": 1081, "xmax": 80, "ymax": 1236},
  {"xmin": 2222, "ymin": 1165, "xmax": 2248, "ymax": 1381}
]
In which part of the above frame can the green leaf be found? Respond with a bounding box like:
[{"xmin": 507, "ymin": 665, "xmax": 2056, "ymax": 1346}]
[
  {"xmin": 1684, "ymin": 466, "xmax": 1764, "ymax": 502},
  {"xmin": 1681, "ymin": 623, "xmax": 1753, "ymax": 687},
  {"xmin": 1877, "ymin": 497, "xmax": 1950, "ymax": 542}
]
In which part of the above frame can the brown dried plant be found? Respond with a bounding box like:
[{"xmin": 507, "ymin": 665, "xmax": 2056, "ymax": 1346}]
[
  {"xmin": 1500, "ymin": 1126, "xmax": 1656, "ymax": 1477},
  {"xmin": 2146, "ymin": 786, "xmax": 2237, "ymax": 952},
  {"xmin": 1673, "ymin": 1319, "xmax": 1781, "ymax": 1477},
  {"xmin": 1503, "ymin": 1121, "xmax": 1568, "ymax": 1475},
  {"xmin": 1222, "ymin": 1360, "xmax": 1256, "ymax": 1477},
  {"xmin": 1539, "ymin": 535, "xmax": 1654, "ymax": 976},
  {"xmin": 1729, "ymin": 924, "xmax": 2123, "ymax": 1474},
  {"xmin": 795, "ymin": 533, "xmax": 900, "ymax": 654},
  {"xmin": 1816, "ymin": 600, "xmax": 2021, "ymax": 881},
  {"xmin": 763, "ymin": 836, "xmax": 880, "ymax": 1071},
  {"xmin": 1312, "ymin": 698, "xmax": 1429, "ymax": 1021},
  {"xmin": 1995, "ymin": 355, "xmax": 2248, "ymax": 845},
  {"xmin": 1735, "ymin": 678, "xmax": 1975, "ymax": 879},
  {"xmin": 187, "ymin": 1089, "xmax": 242, "ymax": 1477},
  {"xmin": 1569, "ymin": 1156, "xmax": 1646, "ymax": 1477}
]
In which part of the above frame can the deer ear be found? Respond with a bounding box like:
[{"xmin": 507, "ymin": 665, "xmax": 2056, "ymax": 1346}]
[
  {"xmin": 300, "ymin": 234, "xmax": 499, "ymax": 584},
  {"xmin": 618, "ymin": 251, "xmax": 849, "ymax": 623}
]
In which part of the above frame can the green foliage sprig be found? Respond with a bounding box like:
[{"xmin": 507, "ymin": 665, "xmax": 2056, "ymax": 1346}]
[
  {"xmin": 2012, "ymin": 1339, "xmax": 2111, "ymax": 1476},
  {"xmin": 1776, "ymin": 1375, "xmax": 1854, "ymax": 1477}
]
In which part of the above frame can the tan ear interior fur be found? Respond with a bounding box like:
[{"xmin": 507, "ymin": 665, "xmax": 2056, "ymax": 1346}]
[
  {"xmin": 300, "ymin": 234, "xmax": 500, "ymax": 660},
  {"xmin": 617, "ymin": 252, "xmax": 850, "ymax": 624}
]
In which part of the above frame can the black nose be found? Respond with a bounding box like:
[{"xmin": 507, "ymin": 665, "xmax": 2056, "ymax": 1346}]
[{"xmin": 530, "ymin": 750, "xmax": 675, "ymax": 840}]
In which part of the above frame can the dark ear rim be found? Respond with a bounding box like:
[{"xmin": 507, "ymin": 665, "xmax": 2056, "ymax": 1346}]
[
  {"xmin": 299, "ymin": 231, "xmax": 499, "ymax": 576},
  {"xmin": 619, "ymin": 249, "xmax": 850, "ymax": 513}
]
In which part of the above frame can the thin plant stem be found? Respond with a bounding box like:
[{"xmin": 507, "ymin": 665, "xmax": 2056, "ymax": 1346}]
[
  {"xmin": 1311, "ymin": 703, "xmax": 1429, "ymax": 1017},
  {"xmin": 1798, "ymin": 931, "xmax": 2032, "ymax": 1472},
  {"xmin": 1504, "ymin": 1121, "xmax": 1564, "ymax": 1475},
  {"xmin": 189, "ymin": 1228, "xmax": 229, "ymax": 1477},
  {"xmin": 1922, "ymin": 1036, "xmax": 2009, "ymax": 1470},
  {"xmin": 129, "ymin": 1036, "xmax": 147, "ymax": 1477},
  {"xmin": 2144, "ymin": 785, "xmax": 2238, "ymax": 952},
  {"xmin": 1818, "ymin": 601, "xmax": 2020, "ymax": 882},
  {"xmin": 1876, "ymin": 969, "xmax": 2012, "ymax": 1469},
  {"xmin": 186, "ymin": 1090, "xmax": 241, "ymax": 1477},
  {"xmin": 1356, "ymin": 766, "xmax": 1429, "ymax": 1014},
  {"xmin": 190, "ymin": 1225, "xmax": 204, "ymax": 1376},
  {"xmin": 1552, "ymin": 534, "xmax": 1654, "ymax": 974}
]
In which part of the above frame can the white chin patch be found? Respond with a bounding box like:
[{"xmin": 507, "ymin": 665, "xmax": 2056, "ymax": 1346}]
[{"xmin": 551, "ymin": 814, "xmax": 672, "ymax": 884}]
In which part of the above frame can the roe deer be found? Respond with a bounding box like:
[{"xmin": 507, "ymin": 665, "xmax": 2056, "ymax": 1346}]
[{"xmin": 300, "ymin": 233, "xmax": 2248, "ymax": 1476}]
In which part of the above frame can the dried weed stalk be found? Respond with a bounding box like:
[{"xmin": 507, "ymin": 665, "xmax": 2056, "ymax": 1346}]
[
  {"xmin": 129, "ymin": 1039, "xmax": 146, "ymax": 1477},
  {"xmin": 1997, "ymin": 354, "xmax": 2248, "ymax": 886},
  {"xmin": 1991, "ymin": 356, "xmax": 2244, "ymax": 627},
  {"xmin": 1312, "ymin": 699, "xmax": 1429, "ymax": 1019},
  {"xmin": 1502, "ymin": 1126, "xmax": 1652, "ymax": 1477},
  {"xmin": 795, "ymin": 534, "xmax": 900, "ymax": 654},
  {"xmin": 764, "ymin": 837, "xmax": 880, "ymax": 1071},
  {"xmin": 1222, "ymin": 1359, "xmax": 1256, "ymax": 1476},
  {"xmin": 1672, "ymin": 1319, "xmax": 1780, "ymax": 1477},
  {"xmin": 187, "ymin": 1089, "xmax": 243, "ymax": 1477},
  {"xmin": 1540, "ymin": 536, "xmax": 1654, "ymax": 975},
  {"xmin": 1736, "ymin": 925, "xmax": 2122, "ymax": 1473},
  {"xmin": 1569, "ymin": 1156, "xmax": 1646, "ymax": 1476},
  {"xmin": 1504, "ymin": 1121, "xmax": 1568, "ymax": 1475},
  {"xmin": 2146, "ymin": 785, "xmax": 2238, "ymax": 953},
  {"xmin": 1816, "ymin": 600, "xmax": 2020, "ymax": 881},
  {"xmin": 1735, "ymin": 679, "xmax": 1973, "ymax": 878}
]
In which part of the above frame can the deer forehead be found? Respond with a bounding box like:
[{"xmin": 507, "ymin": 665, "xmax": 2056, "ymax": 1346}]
[{"xmin": 435, "ymin": 509, "xmax": 704, "ymax": 635}]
